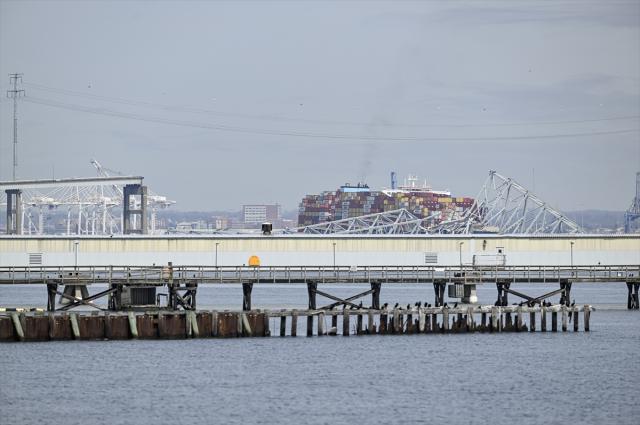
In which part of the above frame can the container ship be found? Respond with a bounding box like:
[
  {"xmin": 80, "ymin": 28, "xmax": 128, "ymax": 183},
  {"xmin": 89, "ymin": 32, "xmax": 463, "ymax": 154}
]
[{"xmin": 298, "ymin": 173, "xmax": 475, "ymax": 226}]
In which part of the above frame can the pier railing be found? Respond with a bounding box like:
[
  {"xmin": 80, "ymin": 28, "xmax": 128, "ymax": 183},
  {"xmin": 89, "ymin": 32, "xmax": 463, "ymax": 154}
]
[{"xmin": 0, "ymin": 264, "xmax": 638, "ymax": 286}]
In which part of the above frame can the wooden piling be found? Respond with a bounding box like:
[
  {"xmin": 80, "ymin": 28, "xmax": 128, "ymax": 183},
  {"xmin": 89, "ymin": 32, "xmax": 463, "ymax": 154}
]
[
  {"xmin": 343, "ymin": 309, "xmax": 350, "ymax": 336},
  {"xmin": 318, "ymin": 312, "xmax": 325, "ymax": 336},
  {"xmin": 529, "ymin": 310, "xmax": 536, "ymax": 332},
  {"xmin": 357, "ymin": 314, "xmax": 363, "ymax": 335},
  {"xmin": 516, "ymin": 307, "xmax": 523, "ymax": 332},
  {"xmin": 291, "ymin": 310, "xmax": 298, "ymax": 337},
  {"xmin": 431, "ymin": 313, "xmax": 438, "ymax": 333},
  {"xmin": 467, "ymin": 307, "xmax": 474, "ymax": 331},
  {"xmin": 10, "ymin": 313, "xmax": 25, "ymax": 341},
  {"xmin": 393, "ymin": 309, "xmax": 401, "ymax": 334},
  {"xmin": 367, "ymin": 310, "xmax": 374, "ymax": 334},
  {"xmin": 562, "ymin": 306, "xmax": 568, "ymax": 332},
  {"xmin": 573, "ymin": 307, "xmax": 579, "ymax": 332},
  {"xmin": 552, "ymin": 310, "xmax": 558, "ymax": 332},
  {"xmin": 280, "ymin": 314, "xmax": 286, "ymax": 337},
  {"xmin": 379, "ymin": 311, "xmax": 388, "ymax": 334},
  {"xmin": 541, "ymin": 306, "xmax": 547, "ymax": 332},
  {"xmin": 236, "ymin": 312, "xmax": 243, "ymax": 337},
  {"xmin": 584, "ymin": 306, "xmax": 590, "ymax": 332},
  {"xmin": 490, "ymin": 307, "xmax": 497, "ymax": 333},
  {"xmin": 481, "ymin": 312, "xmax": 487, "ymax": 331},
  {"xmin": 211, "ymin": 311, "xmax": 218, "ymax": 337},
  {"xmin": 418, "ymin": 309, "xmax": 426, "ymax": 333},
  {"xmin": 442, "ymin": 308, "xmax": 449, "ymax": 332},
  {"xmin": 307, "ymin": 315, "xmax": 313, "ymax": 337}
]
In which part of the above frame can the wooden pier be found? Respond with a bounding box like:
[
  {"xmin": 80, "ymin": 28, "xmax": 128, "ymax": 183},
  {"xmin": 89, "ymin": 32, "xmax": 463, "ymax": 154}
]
[{"xmin": 0, "ymin": 304, "xmax": 593, "ymax": 342}]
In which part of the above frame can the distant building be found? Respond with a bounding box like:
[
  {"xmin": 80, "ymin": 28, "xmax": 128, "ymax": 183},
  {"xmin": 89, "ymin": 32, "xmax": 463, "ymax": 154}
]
[{"xmin": 243, "ymin": 204, "xmax": 282, "ymax": 226}]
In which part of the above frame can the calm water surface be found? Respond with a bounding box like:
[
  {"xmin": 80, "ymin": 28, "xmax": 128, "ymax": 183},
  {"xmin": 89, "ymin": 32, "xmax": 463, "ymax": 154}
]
[{"xmin": 1, "ymin": 283, "xmax": 639, "ymax": 425}]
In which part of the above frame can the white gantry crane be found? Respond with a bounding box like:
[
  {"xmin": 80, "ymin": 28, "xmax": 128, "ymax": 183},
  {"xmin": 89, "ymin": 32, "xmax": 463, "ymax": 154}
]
[{"xmin": 0, "ymin": 160, "xmax": 175, "ymax": 235}]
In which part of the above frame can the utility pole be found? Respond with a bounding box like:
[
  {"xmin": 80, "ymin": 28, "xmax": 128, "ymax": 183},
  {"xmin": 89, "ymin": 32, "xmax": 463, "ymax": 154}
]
[{"xmin": 7, "ymin": 73, "xmax": 25, "ymax": 181}]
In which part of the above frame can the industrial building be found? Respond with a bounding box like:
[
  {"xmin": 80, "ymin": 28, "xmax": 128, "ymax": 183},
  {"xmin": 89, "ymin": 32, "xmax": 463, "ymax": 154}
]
[{"xmin": 0, "ymin": 234, "xmax": 638, "ymax": 268}]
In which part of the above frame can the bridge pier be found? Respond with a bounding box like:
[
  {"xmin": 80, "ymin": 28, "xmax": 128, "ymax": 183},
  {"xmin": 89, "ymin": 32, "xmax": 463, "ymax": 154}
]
[{"xmin": 627, "ymin": 282, "xmax": 639, "ymax": 310}]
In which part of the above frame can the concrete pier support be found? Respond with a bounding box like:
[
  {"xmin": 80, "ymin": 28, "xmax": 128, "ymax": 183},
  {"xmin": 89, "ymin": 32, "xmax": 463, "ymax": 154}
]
[
  {"xmin": 627, "ymin": 282, "xmax": 639, "ymax": 310},
  {"xmin": 5, "ymin": 189, "xmax": 22, "ymax": 235},
  {"xmin": 496, "ymin": 280, "xmax": 510, "ymax": 306},
  {"xmin": 370, "ymin": 281, "xmax": 381, "ymax": 310},
  {"xmin": 560, "ymin": 280, "xmax": 572, "ymax": 306},
  {"xmin": 242, "ymin": 282, "xmax": 253, "ymax": 311},
  {"xmin": 123, "ymin": 184, "xmax": 147, "ymax": 234},
  {"xmin": 433, "ymin": 280, "xmax": 446, "ymax": 307}
]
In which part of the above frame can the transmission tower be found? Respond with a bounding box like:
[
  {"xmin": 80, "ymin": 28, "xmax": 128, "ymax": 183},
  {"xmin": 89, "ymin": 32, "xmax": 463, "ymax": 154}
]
[
  {"xmin": 624, "ymin": 172, "xmax": 640, "ymax": 233},
  {"xmin": 6, "ymin": 73, "xmax": 25, "ymax": 181}
]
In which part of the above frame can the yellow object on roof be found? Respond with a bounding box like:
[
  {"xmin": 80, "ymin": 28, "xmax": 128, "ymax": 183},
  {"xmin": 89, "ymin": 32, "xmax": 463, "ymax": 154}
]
[{"xmin": 248, "ymin": 255, "xmax": 261, "ymax": 267}]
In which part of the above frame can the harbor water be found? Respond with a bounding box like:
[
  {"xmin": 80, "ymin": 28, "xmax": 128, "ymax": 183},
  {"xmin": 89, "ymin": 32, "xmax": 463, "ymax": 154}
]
[{"xmin": 1, "ymin": 282, "xmax": 639, "ymax": 424}]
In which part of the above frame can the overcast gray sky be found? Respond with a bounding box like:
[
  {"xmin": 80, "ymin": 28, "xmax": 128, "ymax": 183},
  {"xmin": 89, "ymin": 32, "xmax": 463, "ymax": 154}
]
[{"xmin": 1, "ymin": 0, "xmax": 638, "ymax": 211}]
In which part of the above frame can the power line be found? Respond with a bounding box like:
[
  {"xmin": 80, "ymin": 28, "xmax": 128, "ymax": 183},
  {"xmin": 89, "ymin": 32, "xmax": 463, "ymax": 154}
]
[
  {"xmin": 20, "ymin": 81, "xmax": 640, "ymax": 129},
  {"xmin": 22, "ymin": 95, "xmax": 640, "ymax": 143}
]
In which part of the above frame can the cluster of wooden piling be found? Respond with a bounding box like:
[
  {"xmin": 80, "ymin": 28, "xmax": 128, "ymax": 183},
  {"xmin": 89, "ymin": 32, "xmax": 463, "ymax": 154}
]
[{"xmin": 0, "ymin": 305, "xmax": 592, "ymax": 342}]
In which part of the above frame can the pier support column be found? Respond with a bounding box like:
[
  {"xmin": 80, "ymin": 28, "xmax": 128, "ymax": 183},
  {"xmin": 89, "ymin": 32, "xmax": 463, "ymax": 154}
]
[
  {"xmin": 496, "ymin": 280, "xmax": 510, "ymax": 306},
  {"xmin": 242, "ymin": 282, "xmax": 253, "ymax": 311},
  {"xmin": 307, "ymin": 281, "xmax": 317, "ymax": 310},
  {"xmin": 433, "ymin": 280, "xmax": 446, "ymax": 307},
  {"xmin": 47, "ymin": 284, "xmax": 58, "ymax": 311},
  {"xmin": 370, "ymin": 281, "xmax": 381, "ymax": 310},
  {"xmin": 108, "ymin": 283, "xmax": 122, "ymax": 310},
  {"xmin": 123, "ymin": 184, "xmax": 148, "ymax": 234},
  {"xmin": 5, "ymin": 189, "xmax": 22, "ymax": 235},
  {"xmin": 627, "ymin": 282, "xmax": 639, "ymax": 310},
  {"xmin": 559, "ymin": 280, "xmax": 572, "ymax": 306}
]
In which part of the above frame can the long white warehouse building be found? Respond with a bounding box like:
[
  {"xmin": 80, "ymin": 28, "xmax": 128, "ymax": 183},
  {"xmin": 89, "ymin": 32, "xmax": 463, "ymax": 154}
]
[{"xmin": 0, "ymin": 234, "xmax": 638, "ymax": 267}]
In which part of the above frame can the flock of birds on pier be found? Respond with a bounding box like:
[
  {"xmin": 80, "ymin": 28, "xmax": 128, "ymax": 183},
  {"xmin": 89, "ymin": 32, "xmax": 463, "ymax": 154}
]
[{"xmin": 327, "ymin": 299, "xmax": 575, "ymax": 310}]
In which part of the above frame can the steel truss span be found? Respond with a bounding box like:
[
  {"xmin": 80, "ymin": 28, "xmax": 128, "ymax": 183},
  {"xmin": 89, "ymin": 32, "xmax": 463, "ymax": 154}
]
[{"xmin": 292, "ymin": 170, "xmax": 583, "ymax": 235}]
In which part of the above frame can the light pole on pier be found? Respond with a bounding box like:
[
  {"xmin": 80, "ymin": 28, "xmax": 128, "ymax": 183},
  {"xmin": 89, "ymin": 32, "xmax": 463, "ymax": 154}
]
[
  {"xmin": 74, "ymin": 240, "xmax": 79, "ymax": 269},
  {"xmin": 570, "ymin": 241, "xmax": 574, "ymax": 268},
  {"xmin": 459, "ymin": 241, "xmax": 464, "ymax": 267},
  {"xmin": 332, "ymin": 242, "xmax": 336, "ymax": 269},
  {"xmin": 215, "ymin": 242, "xmax": 219, "ymax": 268}
]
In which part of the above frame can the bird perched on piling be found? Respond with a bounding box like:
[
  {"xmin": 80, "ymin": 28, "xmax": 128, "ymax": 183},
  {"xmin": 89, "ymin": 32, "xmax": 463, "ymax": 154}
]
[
  {"xmin": 453, "ymin": 302, "xmax": 458, "ymax": 308},
  {"xmin": 382, "ymin": 302, "xmax": 388, "ymax": 310},
  {"xmin": 416, "ymin": 301, "xmax": 422, "ymax": 308},
  {"xmin": 393, "ymin": 302, "xmax": 399, "ymax": 309},
  {"xmin": 406, "ymin": 304, "xmax": 411, "ymax": 310},
  {"xmin": 358, "ymin": 301, "xmax": 363, "ymax": 309}
]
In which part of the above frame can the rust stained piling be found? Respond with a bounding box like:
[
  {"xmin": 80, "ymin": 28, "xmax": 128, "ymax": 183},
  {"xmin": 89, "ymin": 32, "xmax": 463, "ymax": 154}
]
[
  {"xmin": 584, "ymin": 305, "xmax": 590, "ymax": 332},
  {"xmin": 342, "ymin": 309, "xmax": 350, "ymax": 336},
  {"xmin": 291, "ymin": 310, "xmax": 298, "ymax": 337}
]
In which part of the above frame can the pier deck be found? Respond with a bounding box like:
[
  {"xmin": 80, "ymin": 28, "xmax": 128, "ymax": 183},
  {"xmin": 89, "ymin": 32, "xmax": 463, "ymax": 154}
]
[{"xmin": 1, "ymin": 264, "xmax": 638, "ymax": 286}]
